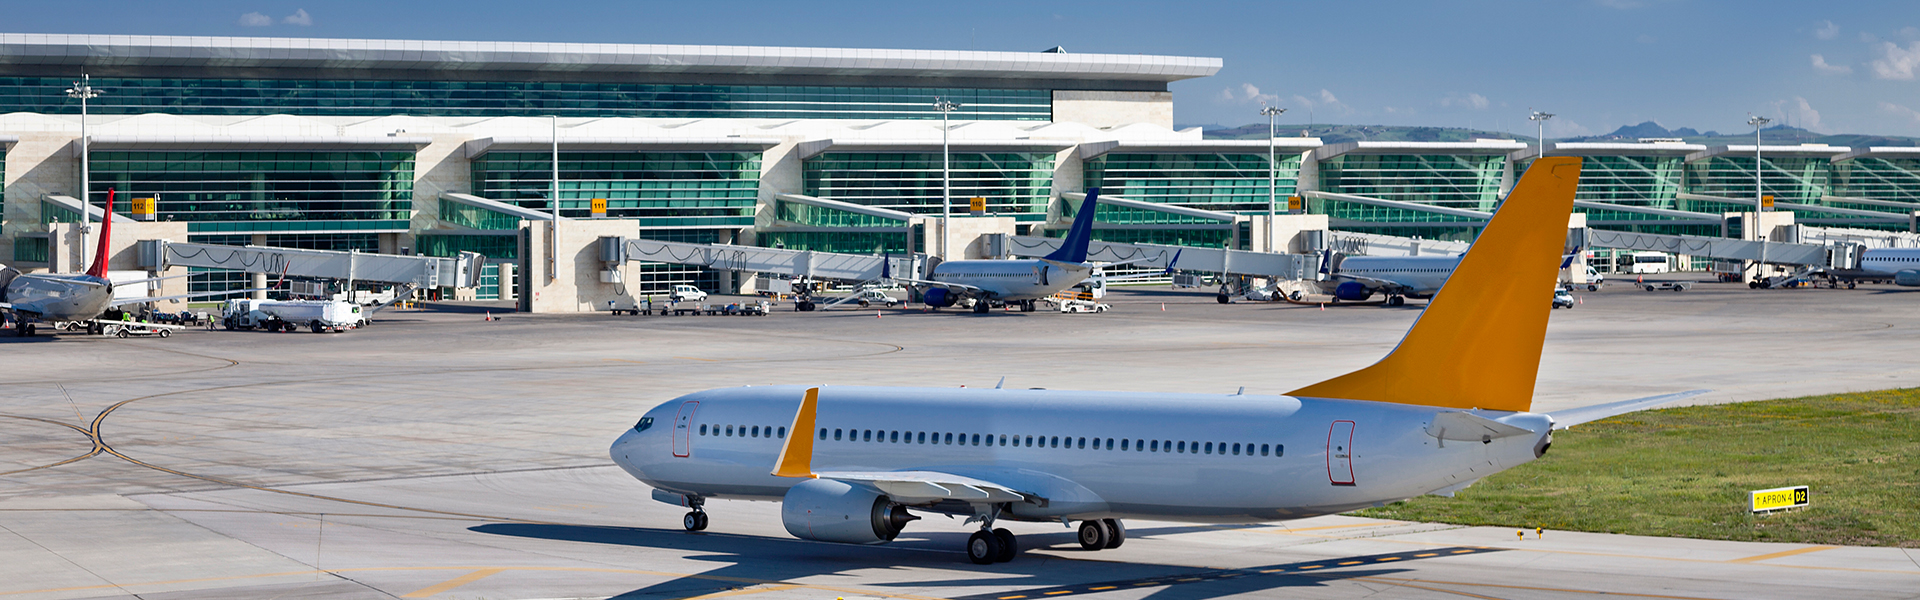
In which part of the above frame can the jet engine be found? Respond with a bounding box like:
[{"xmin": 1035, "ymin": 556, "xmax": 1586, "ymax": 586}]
[
  {"xmin": 780, "ymin": 479, "xmax": 917, "ymax": 544},
  {"xmin": 1896, "ymin": 270, "xmax": 1920, "ymax": 287},
  {"xmin": 1333, "ymin": 281, "xmax": 1374, "ymax": 301},
  {"xmin": 923, "ymin": 287, "xmax": 958, "ymax": 307}
]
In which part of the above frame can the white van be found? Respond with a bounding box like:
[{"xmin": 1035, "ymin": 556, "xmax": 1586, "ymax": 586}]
[{"xmin": 1628, "ymin": 252, "xmax": 1671, "ymax": 275}]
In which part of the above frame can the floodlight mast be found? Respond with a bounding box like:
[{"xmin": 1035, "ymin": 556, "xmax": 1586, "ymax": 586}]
[
  {"xmin": 1749, "ymin": 115, "xmax": 1771, "ymax": 279},
  {"xmin": 1260, "ymin": 104, "xmax": 1287, "ymax": 252},
  {"xmin": 66, "ymin": 75, "xmax": 101, "ymax": 271},
  {"xmin": 1529, "ymin": 111, "xmax": 1554, "ymax": 159},
  {"xmin": 934, "ymin": 98, "xmax": 961, "ymax": 260}
]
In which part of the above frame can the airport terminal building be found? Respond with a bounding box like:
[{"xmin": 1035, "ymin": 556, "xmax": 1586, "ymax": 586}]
[{"xmin": 3, "ymin": 33, "xmax": 1918, "ymax": 303}]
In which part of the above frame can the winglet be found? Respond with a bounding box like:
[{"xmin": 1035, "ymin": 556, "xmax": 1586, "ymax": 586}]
[
  {"xmin": 84, "ymin": 189, "xmax": 115, "ymax": 279},
  {"xmin": 1043, "ymin": 188, "xmax": 1101, "ymax": 264},
  {"xmin": 1288, "ymin": 158, "xmax": 1583, "ymax": 412},
  {"xmin": 771, "ymin": 387, "xmax": 821, "ymax": 478}
]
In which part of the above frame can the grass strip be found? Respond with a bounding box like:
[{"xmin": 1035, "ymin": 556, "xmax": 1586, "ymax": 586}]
[{"xmin": 1356, "ymin": 388, "xmax": 1920, "ymax": 547}]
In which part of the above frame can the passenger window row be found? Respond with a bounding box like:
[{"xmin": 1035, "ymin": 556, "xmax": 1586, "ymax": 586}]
[
  {"xmin": 814, "ymin": 428, "xmax": 1284, "ymax": 457},
  {"xmin": 698, "ymin": 423, "xmax": 787, "ymax": 439}
]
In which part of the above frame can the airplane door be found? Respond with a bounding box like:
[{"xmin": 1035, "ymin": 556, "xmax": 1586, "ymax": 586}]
[
  {"xmin": 1327, "ymin": 420, "xmax": 1356, "ymax": 486},
  {"xmin": 673, "ymin": 401, "xmax": 699, "ymax": 458}
]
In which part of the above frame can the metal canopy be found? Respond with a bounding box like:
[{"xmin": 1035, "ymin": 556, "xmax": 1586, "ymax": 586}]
[
  {"xmin": 440, "ymin": 193, "xmax": 562, "ymax": 222},
  {"xmin": 793, "ymin": 138, "xmax": 1076, "ymax": 160},
  {"xmin": 1077, "ymin": 139, "xmax": 1324, "ymax": 160},
  {"xmin": 774, "ymin": 193, "xmax": 913, "ymax": 222},
  {"xmin": 44, "ymin": 195, "xmax": 137, "ymax": 223},
  {"xmin": 1061, "ymin": 191, "xmax": 1239, "ymax": 223},
  {"xmin": 85, "ymin": 135, "xmax": 433, "ymax": 152},
  {"xmin": 463, "ymin": 136, "xmax": 782, "ymax": 159}
]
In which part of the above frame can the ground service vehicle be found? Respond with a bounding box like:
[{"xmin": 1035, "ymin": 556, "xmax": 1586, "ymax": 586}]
[
  {"xmin": 1553, "ymin": 288, "xmax": 1574, "ymax": 309},
  {"xmin": 856, "ymin": 289, "xmax": 901, "ymax": 308},
  {"xmin": 670, "ymin": 285, "xmax": 708, "ymax": 302},
  {"xmin": 1628, "ymin": 252, "xmax": 1671, "ymax": 274},
  {"xmin": 223, "ymin": 299, "xmax": 363, "ymax": 333}
]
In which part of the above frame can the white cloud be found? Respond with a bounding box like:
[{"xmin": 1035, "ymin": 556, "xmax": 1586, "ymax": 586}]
[
  {"xmin": 1870, "ymin": 41, "xmax": 1920, "ymax": 80},
  {"xmin": 1768, "ymin": 97, "xmax": 1825, "ymax": 132},
  {"xmin": 238, "ymin": 12, "xmax": 272, "ymax": 27},
  {"xmin": 282, "ymin": 9, "xmax": 313, "ymax": 26},
  {"xmin": 1814, "ymin": 20, "xmax": 1840, "ymax": 40},
  {"xmin": 1288, "ymin": 89, "xmax": 1353, "ymax": 116},
  {"xmin": 1216, "ymin": 83, "xmax": 1278, "ymax": 106},
  {"xmin": 1811, "ymin": 54, "xmax": 1853, "ymax": 75},
  {"xmin": 1547, "ymin": 120, "xmax": 1593, "ymax": 137},
  {"xmin": 1879, "ymin": 101, "xmax": 1920, "ymax": 124},
  {"xmin": 1440, "ymin": 93, "xmax": 1490, "ymax": 110}
]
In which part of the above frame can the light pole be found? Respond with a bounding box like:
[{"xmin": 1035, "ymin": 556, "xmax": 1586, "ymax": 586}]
[
  {"xmin": 66, "ymin": 75, "xmax": 100, "ymax": 271},
  {"xmin": 1529, "ymin": 111, "xmax": 1554, "ymax": 159},
  {"xmin": 1749, "ymin": 115, "xmax": 1771, "ymax": 280},
  {"xmin": 1260, "ymin": 104, "xmax": 1287, "ymax": 252},
  {"xmin": 933, "ymin": 98, "xmax": 961, "ymax": 259}
]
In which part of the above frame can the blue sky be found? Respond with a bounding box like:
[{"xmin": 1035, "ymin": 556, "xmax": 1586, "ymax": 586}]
[{"xmin": 8, "ymin": 0, "xmax": 1920, "ymax": 137}]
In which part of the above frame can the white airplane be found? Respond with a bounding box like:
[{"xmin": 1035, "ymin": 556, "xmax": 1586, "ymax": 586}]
[
  {"xmin": 1822, "ymin": 247, "xmax": 1920, "ymax": 288},
  {"xmin": 1311, "ymin": 251, "xmax": 1463, "ymax": 306},
  {"xmin": 1, "ymin": 190, "xmax": 256, "ymax": 337},
  {"xmin": 886, "ymin": 189, "xmax": 1104, "ymax": 313},
  {"xmin": 610, "ymin": 157, "xmax": 1705, "ymax": 564}
]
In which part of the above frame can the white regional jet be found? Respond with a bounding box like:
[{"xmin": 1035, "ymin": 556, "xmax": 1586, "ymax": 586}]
[
  {"xmin": 1823, "ymin": 247, "xmax": 1920, "ymax": 288},
  {"xmin": 1311, "ymin": 252, "xmax": 1463, "ymax": 306},
  {"xmin": 888, "ymin": 189, "xmax": 1104, "ymax": 313},
  {"xmin": 0, "ymin": 190, "xmax": 256, "ymax": 337},
  {"xmin": 610, "ymin": 157, "xmax": 1705, "ymax": 564}
]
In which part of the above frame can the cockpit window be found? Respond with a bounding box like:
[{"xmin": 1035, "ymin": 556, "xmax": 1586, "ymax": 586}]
[{"xmin": 633, "ymin": 417, "xmax": 653, "ymax": 432}]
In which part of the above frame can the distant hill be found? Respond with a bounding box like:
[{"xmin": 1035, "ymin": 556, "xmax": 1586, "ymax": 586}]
[{"xmin": 1200, "ymin": 120, "xmax": 1920, "ymax": 148}]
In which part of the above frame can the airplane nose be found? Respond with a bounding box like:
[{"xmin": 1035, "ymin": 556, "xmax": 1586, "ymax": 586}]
[{"xmin": 609, "ymin": 428, "xmax": 642, "ymax": 467}]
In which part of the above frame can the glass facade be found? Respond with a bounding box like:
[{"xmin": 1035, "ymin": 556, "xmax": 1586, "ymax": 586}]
[
  {"xmin": 1318, "ymin": 154, "xmax": 1506, "ymax": 217},
  {"xmin": 89, "ymin": 151, "xmax": 414, "ymax": 234},
  {"xmin": 181, "ymin": 233, "xmax": 382, "ymax": 295},
  {"xmin": 2, "ymin": 77, "xmax": 1051, "ymax": 121},
  {"xmin": 1832, "ymin": 157, "xmax": 1920, "ymax": 207},
  {"xmin": 774, "ymin": 198, "xmax": 906, "ymax": 228},
  {"xmin": 470, "ymin": 152, "xmax": 759, "ymax": 228},
  {"xmin": 1083, "ymin": 153, "xmax": 1300, "ymax": 213},
  {"xmin": 12, "ymin": 237, "xmax": 48, "ymax": 263},
  {"xmin": 804, "ymin": 152, "xmax": 1056, "ymax": 216},
  {"xmin": 1686, "ymin": 156, "xmax": 1831, "ymax": 204},
  {"xmin": 759, "ymin": 230, "xmax": 911, "ymax": 255}
]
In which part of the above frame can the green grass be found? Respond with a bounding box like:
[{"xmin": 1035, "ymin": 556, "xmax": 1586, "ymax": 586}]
[{"xmin": 1355, "ymin": 388, "xmax": 1920, "ymax": 547}]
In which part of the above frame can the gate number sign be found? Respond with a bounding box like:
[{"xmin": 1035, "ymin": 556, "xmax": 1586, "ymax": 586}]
[{"xmin": 1750, "ymin": 485, "xmax": 1809, "ymax": 513}]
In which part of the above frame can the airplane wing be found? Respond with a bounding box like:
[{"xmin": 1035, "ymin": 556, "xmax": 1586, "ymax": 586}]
[
  {"xmin": 1326, "ymin": 273, "xmax": 1416, "ymax": 294},
  {"xmin": 810, "ymin": 470, "xmax": 1033, "ymax": 504},
  {"xmin": 1546, "ymin": 390, "xmax": 1710, "ymax": 430},
  {"xmin": 888, "ymin": 275, "xmax": 988, "ymax": 296},
  {"xmin": 107, "ymin": 286, "xmax": 276, "ymax": 308}
]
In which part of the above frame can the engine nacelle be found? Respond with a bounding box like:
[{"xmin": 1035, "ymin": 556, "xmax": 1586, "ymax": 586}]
[
  {"xmin": 780, "ymin": 479, "xmax": 916, "ymax": 544},
  {"xmin": 923, "ymin": 287, "xmax": 957, "ymax": 307},
  {"xmin": 1334, "ymin": 281, "xmax": 1374, "ymax": 301},
  {"xmin": 1896, "ymin": 270, "xmax": 1920, "ymax": 287}
]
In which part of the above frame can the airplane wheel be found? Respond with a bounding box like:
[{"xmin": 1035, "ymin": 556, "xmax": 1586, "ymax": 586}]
[
  {"xmin": 972, "ymin": 302, "xmax": 990, "ymax": 314},
  {"xmin": 683, "ymin": 512, "xmax": 706, "ymax": 531},
  {"xmin": 116, "ymin": 328, "xmax": 129, "ymax": 338},
  {"xmin": 1848, "ymin": 282, "xmax": 1856, "ymax": 289},
  {"xmin": 158, "ymin": 329, "xmax": 171, "ymax": 338},
  {"xmin": 20, "ymin": 323, "xmax": 34, "ymax": 337},
  {"xmin": 992, "ymin": 528, "xmax": 1017, "ymax": 562},
  {"xmin": 966, "ymin": 530, "xmax": 1001, "ymax": 565},
  {"xmin": 1102, "ymin": 519, "xmax": 1126, "ymax": 548},
  {"xmin": 1077, "ymin": 520, "xmax": 1110, "ymax": 550}
]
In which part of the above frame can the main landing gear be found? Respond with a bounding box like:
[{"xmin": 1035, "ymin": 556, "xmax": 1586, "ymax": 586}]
[
  {"xmin": 681, "ymin": 496, "xmax": 709, "ymax": 531},
  {"xmin": 966, "ymin": 528, "xmax": 1018, "ymax": 564},
  {"xmin": 1077, "ymin": 518, "xmax": 1126, "ymax": 550}
]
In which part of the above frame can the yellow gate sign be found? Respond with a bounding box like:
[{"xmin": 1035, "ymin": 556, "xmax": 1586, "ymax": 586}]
[
  {"xmin": 969, "ymin": 197, "xmax": 986, "ymax": 214},
  {"xmin": 1761, "ymin": 195, "xmax": 1775, "ymax": 210},
  {"xmin": 1287, "ymin": 195, "xmax": 1303, "ymax": 212},
  {"xmin": 131, "ymin": 197, "xmax": 158, "ymax": 221},
  {"xmin": 591, "ymin": 198, "xmax": 608, "ymax": 218},
  {"xmin": 1750, "ymin": 485, "xmax": 1808, "ymax": 513}
]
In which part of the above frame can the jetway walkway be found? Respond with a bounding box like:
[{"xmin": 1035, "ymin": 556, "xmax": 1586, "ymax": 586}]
[
  {"xmin": 1583, "ymin": 229, "xmax": 1837, "ymax": 267},
  {"xmin": 610, "ymin": 238, "xmax": 912, "ymax": 282},
  {"xmin": 1008, "ymin": 236, "xmax": 1318, "ymax": 280},
  {"xmin": 144, "ymin": 241, "xmax": 484, "ymax": 288}
]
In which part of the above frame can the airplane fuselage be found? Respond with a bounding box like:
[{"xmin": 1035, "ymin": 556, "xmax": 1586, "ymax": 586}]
[
  {"xmin": 611, "ymin": 385, "xmax": 1551, "ymax": 523},
  {"xmin": 1, "ymin": 272, "xmax": 114, "ymax": 321},
  {"xmin": 1834, "ymin": 248, "xmax": 1920, "ymax": 284},
  {"xmin": 929, "ymin": 259, "xmax": 1093, "ymax": 302},
  {"xmin": 1332, "ymin": 255, "xmax": 1463, "ymax": 297}
]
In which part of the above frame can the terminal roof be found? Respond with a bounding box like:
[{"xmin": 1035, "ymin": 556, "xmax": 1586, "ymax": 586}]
[{"xmin": 1077, "ymin": 139, "xmax": 1323, "ymax": 160}]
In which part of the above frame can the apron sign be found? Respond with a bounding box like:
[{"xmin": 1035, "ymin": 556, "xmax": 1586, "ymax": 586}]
[
  {"xmin": 591, "ymin": 198, "xmax": 608, "ymax": 217},
  {"xmin": 1750, "ymin": 485, "xmax": 1808, "ymax": 513}
]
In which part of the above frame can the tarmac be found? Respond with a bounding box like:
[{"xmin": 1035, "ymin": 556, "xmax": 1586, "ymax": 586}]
[{"xmin": 3, "ymin": 278, "xmax": 1918, "ymax": 599}]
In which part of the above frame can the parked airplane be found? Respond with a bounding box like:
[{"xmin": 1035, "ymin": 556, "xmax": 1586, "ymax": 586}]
[
  {"xmin": 1822, "ymin": 247, "xmax": 1920, "ymax": 288},
  {"xmin": 885, "ymin": 189, "xmax": 1104, "ymax": 313},
  {"xmin": 610, "ymin": 157, "xmax": 1704, "ymax": 564},
  {"xmin": 1309, "ymin": 251, "xmax": 1464, "ymax": 306},
  {"xmin": 0, "ymin": 190, "xmax": 256, "ymax": 337}
]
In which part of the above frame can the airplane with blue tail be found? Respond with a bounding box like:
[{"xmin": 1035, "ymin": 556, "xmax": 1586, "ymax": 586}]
[{"xmin": 884, "ymin": 189, "xmax": 1107, "ymax": 313}]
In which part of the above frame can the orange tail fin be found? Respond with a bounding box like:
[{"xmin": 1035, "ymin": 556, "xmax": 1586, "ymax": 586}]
[{"xmin": 1288, "ymin": 158, "xmax": 1582, "ymax": 412}]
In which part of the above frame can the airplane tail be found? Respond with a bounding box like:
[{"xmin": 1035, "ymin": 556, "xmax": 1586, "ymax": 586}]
[
  {"xmin": 84, "ymin": 189, "xmax": 115, "ymax": 278},
  {"xmin": 1288, "ymin": 158, "xmax": 1582, "ymax": 412},
  {"xmin": 1043, "ymin": 188, "xmax": 1101, "ymax": 264}
]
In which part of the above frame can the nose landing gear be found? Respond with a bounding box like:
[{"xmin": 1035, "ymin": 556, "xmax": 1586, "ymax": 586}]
[{"xmin": 681, "ymin": 496, "xmax": 709, "ymax": 531}]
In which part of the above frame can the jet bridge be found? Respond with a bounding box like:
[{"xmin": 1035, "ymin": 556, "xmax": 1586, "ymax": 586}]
[
  {"xmin": 141, "ymin": 241, "xmax": 485, "ymax": 288},
  {"xmin": 1582, "ymin": 229, "xmax": 1839, "ymax": 267},
  {"xmin": 607, "ymin": 238, "xmax": 913, "ymax": 282},
  {"xmin": 1007, "ymin": 236, "xmax": 1320, "ymax": 280}
]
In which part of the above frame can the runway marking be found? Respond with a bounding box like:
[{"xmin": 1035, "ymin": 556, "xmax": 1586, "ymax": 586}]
[
  {"xmin": 679, "ymin": 584, "xmax": 798, "ymax": 600},
  {"xmin": 0, "ymin": 566, "xmax": 936, "ymax": 599},
  {"xmin": 1347, "ymin": 575, "xmax": 1727, "ymax": 600},
  {"xmin": 402, "ymin": 568, "xmax": 503, "ymax": 597},
  {"xmin": 1729, "ymin": 545, "xmax": 1839, "ymax": 563},
  {"xmin": 1265, "ymin": 521, "xmax": 1396, "ymax": 533}
]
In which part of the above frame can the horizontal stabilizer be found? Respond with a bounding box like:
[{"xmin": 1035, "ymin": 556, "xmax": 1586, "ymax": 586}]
[
  {"xmin": 1425, "ymin": 411, "xmax": 1536, "ymax": 442},
  {"xmin": 1547, "ymin": 390, "xmax": 1709, "ymax": 430}
]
